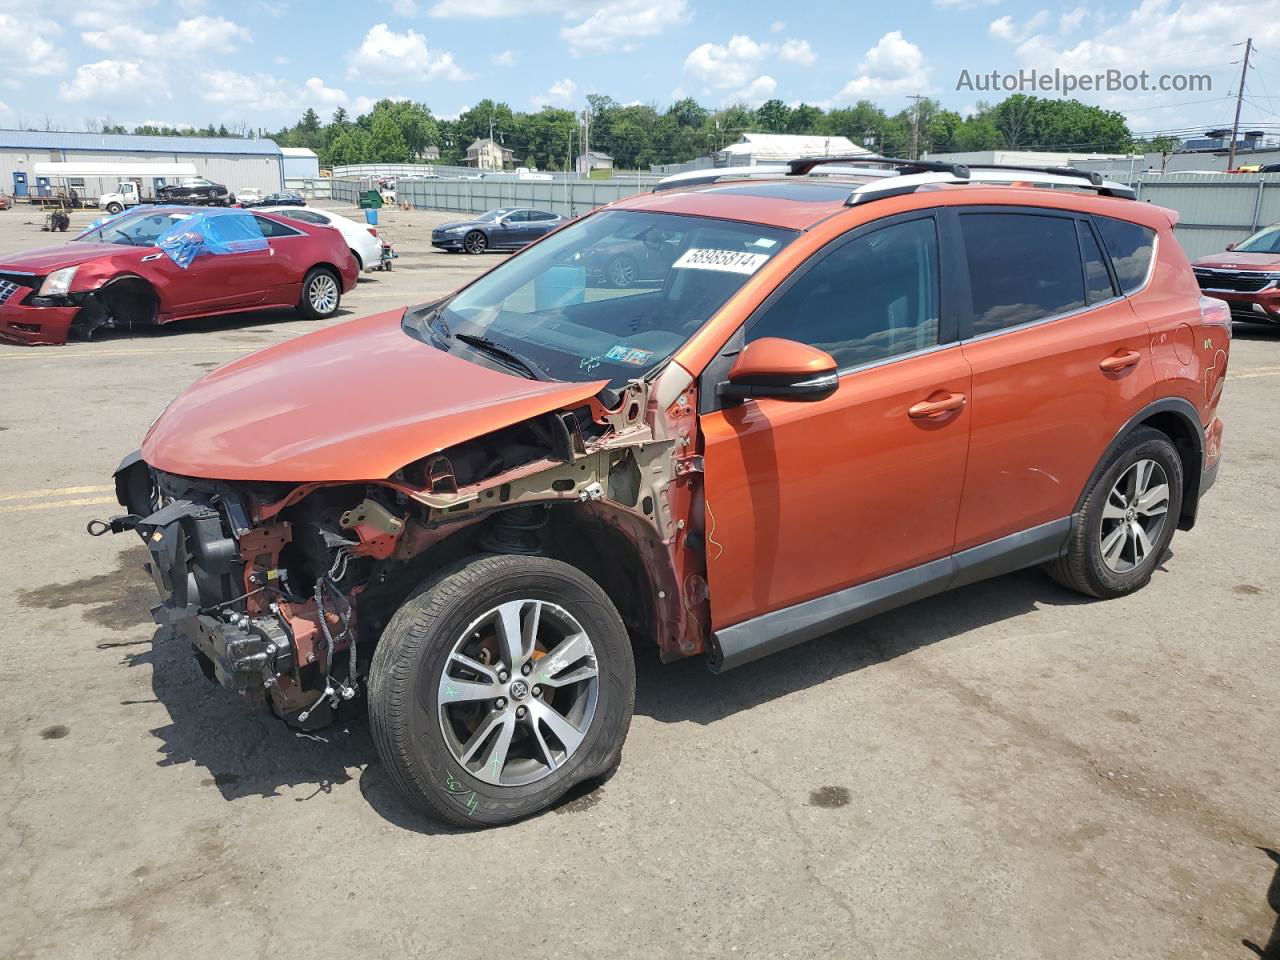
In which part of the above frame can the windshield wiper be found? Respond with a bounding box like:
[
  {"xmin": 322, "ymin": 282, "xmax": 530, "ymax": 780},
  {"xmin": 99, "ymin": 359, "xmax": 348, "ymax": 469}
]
[{"xmin": 455, "ymin": 333, "xmax": 549, "ymax": 381}]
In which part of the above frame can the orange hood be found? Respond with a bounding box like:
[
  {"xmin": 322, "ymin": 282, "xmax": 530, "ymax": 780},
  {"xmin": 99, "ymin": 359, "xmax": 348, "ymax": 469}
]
[{"xmin": 142, "ymin": 309, "xmax": 605, "ymax": 482}]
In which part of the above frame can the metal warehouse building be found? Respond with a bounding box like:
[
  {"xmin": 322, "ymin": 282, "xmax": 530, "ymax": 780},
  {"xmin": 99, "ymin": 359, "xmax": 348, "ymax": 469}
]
[{"xmin": 0, "ymin": 129, "xmax": 284, "ymax": 201}]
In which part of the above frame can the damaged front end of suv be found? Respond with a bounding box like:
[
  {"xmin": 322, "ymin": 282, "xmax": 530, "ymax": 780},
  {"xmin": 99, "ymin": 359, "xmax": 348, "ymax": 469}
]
[{"xmin": 106, "ymin": 363, "xmax": 707, "ymax": 731}]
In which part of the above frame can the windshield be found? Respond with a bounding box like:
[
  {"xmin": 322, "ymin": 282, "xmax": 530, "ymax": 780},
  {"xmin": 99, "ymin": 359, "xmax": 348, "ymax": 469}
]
[
  {"xmin": 417, "ymin": 209, "xmax": 796, "ymax": 389},
  {"xmin": 76, "ymin": 210, "xmax": 194, "ymax": 246},
  {"xmin": 1233, "ymin": 225, "xmax": 1280, "ymax": 254}
]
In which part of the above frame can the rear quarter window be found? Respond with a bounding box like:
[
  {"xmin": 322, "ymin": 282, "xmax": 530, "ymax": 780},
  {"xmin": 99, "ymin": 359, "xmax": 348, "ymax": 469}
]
[{"xmin": 1094, "ymin": 217, "xmax": 1156, "ymax": 294}]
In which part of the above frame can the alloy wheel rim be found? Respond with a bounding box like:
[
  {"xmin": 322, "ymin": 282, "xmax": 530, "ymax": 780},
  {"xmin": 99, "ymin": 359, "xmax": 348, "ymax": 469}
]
[
  {"xmin": 437, "ymin": 599, "xmax": 600, "ymax": 787},
  {"xmin": 309, "ymin": 275, "xmax": 338, "ymax": 312},
  {"xmin": 1099, "ymin": 458, "xmax": 1170, "ymax": 573},
  {"xmin": 610, "ymin": 259, "xmax": 635, "ymax": 286},
  {"xmin": 466, "ymin": 233, "xmax": 486, "ymax": 254}
]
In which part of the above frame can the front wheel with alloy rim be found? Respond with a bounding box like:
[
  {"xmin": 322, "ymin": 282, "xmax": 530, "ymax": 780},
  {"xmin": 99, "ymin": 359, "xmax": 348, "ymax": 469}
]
[
  {"xmin": 368, "ymin": 554, "xmax": 635, "ymax": 827},
  {"xmin": 1047, "ymin": 426, "xmax": 1184, "ymax": 599},
  {"xmin": 463, "ymin": 230, "xmax": 487, "ymax": 255},
  {"xmin": 607, "ymin": 256, "xmax": 638, "ymax": 288},
  {"xmin": 297, "ymin": 267, "xmax": 341, "ymax": 319}
]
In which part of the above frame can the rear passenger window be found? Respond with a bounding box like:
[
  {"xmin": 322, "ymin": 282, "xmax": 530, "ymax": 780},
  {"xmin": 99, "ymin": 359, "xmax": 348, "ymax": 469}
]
[
  {"xmin": 960, "ymin": 213, "xmax": 1085, "ymax": 334},
  {"xmin": 1094, "ymin": 217, "xmax": 1156, "ymax": 294},
  {"xmin": 748, "ymin": 217, "xmax": 939, "ymax": 369},
  {"xmin": 1078, "ymin": 221, "xmax": 1115, "ymax": 304}
]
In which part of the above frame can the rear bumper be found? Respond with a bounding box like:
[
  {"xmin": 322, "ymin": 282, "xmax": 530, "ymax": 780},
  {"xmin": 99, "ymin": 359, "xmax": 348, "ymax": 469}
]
[{"xmin": 0, "ymin": 285, "xmax": 78, "ymax": 345}]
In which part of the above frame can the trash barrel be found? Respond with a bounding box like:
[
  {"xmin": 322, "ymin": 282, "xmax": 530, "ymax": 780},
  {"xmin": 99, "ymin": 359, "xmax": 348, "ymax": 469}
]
[{"xmin": 365, "ymin": 207, "xmax": 379, "ymax": 226}]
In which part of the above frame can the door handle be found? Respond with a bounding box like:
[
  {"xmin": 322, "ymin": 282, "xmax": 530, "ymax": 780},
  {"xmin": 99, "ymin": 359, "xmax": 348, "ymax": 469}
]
[
  {"xmin": 1099, "ymin": 350, "xmax": 1141, "ymax": 372},
  {"xmin": 908, "ymin": 393, "xmax": 966, "ymax": 420}
]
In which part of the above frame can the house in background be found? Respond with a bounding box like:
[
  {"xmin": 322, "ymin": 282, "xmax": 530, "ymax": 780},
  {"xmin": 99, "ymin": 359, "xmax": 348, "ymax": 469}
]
[
  {"xmin": 577, "ymin": 150, "xmax": 614, "ymax": 177},
  {"xmin": 420, "ymin": 145, "xmax": 441, "ymax": 161},
  {"xmin": 463, "ymin": 138, "xmax": 514, "ymax": 172}
]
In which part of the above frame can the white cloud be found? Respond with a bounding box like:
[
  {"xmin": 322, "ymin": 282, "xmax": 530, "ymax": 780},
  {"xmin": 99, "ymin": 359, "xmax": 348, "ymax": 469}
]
[
  {"xmin": 561, "ymin": 0, "xmax": 690, "ymax": 54},
  {"xmin": 779, "ymin": 38, "xmax": 816, "ymax": 66},
  {"xmin": 1059, "ymin": 6, "xmax": 1088, "ymax": 32},
  {"xmin": 532, "ymin": 77, "xmax": 577, "ymax": 106},
  {"xmin": 770, "ymin": 20, "xmax": 786, "ymax": 32},
  {"xmin": 345, "ymin": 23, "xmax": 470, "ymax": 81},
  {"xmin": 199, "ymin": 70, "xmax": 292, "ymax": 111},
  {"xmin": 834, "ymin": 31, "xmax": 930, "ymax": 100},
  {"xmin": 59, "ymin": 60, "xmax": 165, "ymax": 102},
  {"xmin": 685, "ymin": 35, "xmax": 773, "ymax": 90},
  {"xmin": 730, "ymin": 75, "xmax": 777, "ymax": 104},
  {"xmin": 0, "ymin": 101, "xmax": 13, "ymax": 124},
  {"xmin": 300, "ymin": 77, "xmax": 350, "ymax": 108},
  {"xmin": 491, "ymin": 49, "xmax": 517, "ymax": 66},
  {"xmin": 82, "ymin": 15, "xmax": 250, "ymax": 57},
  {"xmin": 425, "ymin": 0, "xmax": 688, "ymax": 54},
  {"xmin": 0, "ymin": 15, "xmax": 67, "ymax": 79},
  {"xmin": 988, "ymin": 10, "xmax": 1049, "ymax": 42}
]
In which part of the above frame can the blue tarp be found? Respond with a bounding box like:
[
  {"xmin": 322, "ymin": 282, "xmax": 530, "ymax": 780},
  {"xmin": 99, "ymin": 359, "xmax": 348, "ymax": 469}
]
[{"xmin": 156, "ymin": 208, "xmax": 268, "ymax": 269}]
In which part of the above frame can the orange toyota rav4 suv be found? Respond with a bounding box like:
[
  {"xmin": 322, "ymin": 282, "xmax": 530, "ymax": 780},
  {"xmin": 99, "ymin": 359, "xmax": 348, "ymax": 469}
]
[{"xmin": 99, "ymin": 157, "xmax": 1230, "ymax": 826}]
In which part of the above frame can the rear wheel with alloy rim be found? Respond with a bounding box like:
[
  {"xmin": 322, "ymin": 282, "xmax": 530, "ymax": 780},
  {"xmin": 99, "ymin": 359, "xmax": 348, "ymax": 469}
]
[
  {"xmin": 298, "ymin": 267, "xmax": 341, "ymax": 319},
  {"xmin": 368, "ymin": 554, "xmax": 634, "ymax": 827},
  {"xmin": 463, "ymin": 230, "xmax": 487, "ymax": 255},
  {"xmin": 1047, "ymin": 426, "xmax": 1183, "ymax": 598}
]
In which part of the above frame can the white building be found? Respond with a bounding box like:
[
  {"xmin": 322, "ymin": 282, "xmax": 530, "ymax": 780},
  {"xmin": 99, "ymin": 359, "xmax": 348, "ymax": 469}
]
[
  {"xmin": 0, "ymin": 129, "xmax": 284, "ymax": 200},
  {"xmin": 280, "ymin": 146, "xmax": 320, "ymax": 180},
  {"xmin": 715, "ymin": 133, "xmax": 868, "ymax": 167},
  {"xmin": 577, "ymin": 151, "xmax": 614, "ymax": 176}
]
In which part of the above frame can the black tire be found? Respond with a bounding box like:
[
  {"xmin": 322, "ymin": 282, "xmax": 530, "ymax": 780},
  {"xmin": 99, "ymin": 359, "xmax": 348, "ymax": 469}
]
[
  {"xmin": 350, "ymin": 249, "xmax": 363, "ymax": 272},
  {"xmin": 607, "ymin": 255, "xmax": 638, "ymax": 288},
  {"xmin": 463, "ymin": 230, "xmax": 487, "ymax": 255},
  {"xmin": 1047, "ymin": 426, "xmax": 1184, "ymax": 599},
  {"xmin": 368, "ymin": 554, "xmax": 635, "ymax": 828},
  {"xmin": 105, "ymin": 202, "xmax": 123, "ymax": 215},
  {"xmin": 297, "ymin": 267, "xmax": 341, "ymax": 320}
]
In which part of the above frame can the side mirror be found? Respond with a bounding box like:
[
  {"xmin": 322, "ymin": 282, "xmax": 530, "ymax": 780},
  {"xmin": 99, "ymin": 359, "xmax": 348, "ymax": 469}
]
[
  {"xmin": 717, "ymin": 337, "xmax": 839, "ymax": 403},
  {"xmin": 1225, "ymin": 242, "xmax": 1237, "ymax": 251}
]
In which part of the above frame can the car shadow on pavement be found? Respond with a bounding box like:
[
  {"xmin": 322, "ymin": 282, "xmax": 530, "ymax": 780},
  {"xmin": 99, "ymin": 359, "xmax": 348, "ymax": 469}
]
[
  {"xmin": 78, "ymin": 307, "xmax": 354, "ymax": 343},
  {"xmin": 1244, "ymin": 848, "xmax": 1280, "ymax": 958},
  {"xmin": 1232, "ymin": 321, "xmax": 1280, "ymax": 342},
  {"xmin": 634, "ymin": 566, "xmax": 1095, "ymax": 726}
]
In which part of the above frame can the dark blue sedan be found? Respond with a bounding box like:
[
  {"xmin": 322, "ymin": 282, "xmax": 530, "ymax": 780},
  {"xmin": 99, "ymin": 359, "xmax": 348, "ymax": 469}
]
[{"xmin": 431, "ymin": 208, "xmax": 564, "ymax": 254}]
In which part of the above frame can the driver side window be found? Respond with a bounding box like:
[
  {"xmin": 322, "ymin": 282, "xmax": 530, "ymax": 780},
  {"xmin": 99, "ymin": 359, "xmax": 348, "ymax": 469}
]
[{"xmin": 747, "ymin": 217, "xmax": 940, "ymax": 370}]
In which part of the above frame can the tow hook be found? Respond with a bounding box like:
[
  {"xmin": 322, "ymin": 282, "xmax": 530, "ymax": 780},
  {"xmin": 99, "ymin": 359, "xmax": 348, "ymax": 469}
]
[{"xmin": 86, "ymin": 515, "xmax": 140, "ymax": 537}]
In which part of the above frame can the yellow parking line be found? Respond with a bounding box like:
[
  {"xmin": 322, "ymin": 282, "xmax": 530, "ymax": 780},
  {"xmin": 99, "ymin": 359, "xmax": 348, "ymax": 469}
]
[
  {"xmin": 1231, "ymin": 366, "xmax": 1280, "ymax": 380},
  {"xmin": 0, "ymin": 484, "xmax": 114, "ymax": 502},
  {"xmin": 0, "ymin": 496, "xmax": 117, "ymax": 515}
]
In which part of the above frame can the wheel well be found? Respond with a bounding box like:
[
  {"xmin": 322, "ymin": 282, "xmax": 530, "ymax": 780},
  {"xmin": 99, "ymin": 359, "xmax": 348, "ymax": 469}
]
[
  {"xmin": 1136, "ymin": 409, "xmax": 1202, "ymax": 530},
  {"xmin": 541, "ymin": 506, "xmax": 657, "ymax": 648},
  {"xmin": 349, "ymin": 249, "xmax": 363, "ymax": 270},
  {"xmin": 99, "ymin": 276, "xmax": 158, "ymax": 327},
  {"xmin": 308, "ymin": 262, "xmax": 342, "ymax": 283}
]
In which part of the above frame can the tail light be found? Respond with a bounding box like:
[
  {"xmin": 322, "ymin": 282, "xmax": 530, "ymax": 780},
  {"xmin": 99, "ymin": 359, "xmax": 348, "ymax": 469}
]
[
  {"xmin": 1199, "ymin": 295, "xmax": 1231, "ymax": 338},
  {"xmin": 367, "ymin": 227, "xmax": 378, "ymax": 237}
]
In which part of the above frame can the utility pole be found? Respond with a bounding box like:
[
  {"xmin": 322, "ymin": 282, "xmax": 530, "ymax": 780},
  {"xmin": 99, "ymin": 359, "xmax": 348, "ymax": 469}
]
[
  {"xmin": 907, "ymin": 94, "xmax": 926, "ymax": 160},
  {"xmin": 1228, "ymin": 37, "xmax": 1254, "ymax": 170}
]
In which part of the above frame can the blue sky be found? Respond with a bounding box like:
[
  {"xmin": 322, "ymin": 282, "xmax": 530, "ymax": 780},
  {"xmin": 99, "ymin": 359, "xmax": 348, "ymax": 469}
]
[{"xmin": 0, "ymin": 0, "xmax": 1271, "ymax": 143}]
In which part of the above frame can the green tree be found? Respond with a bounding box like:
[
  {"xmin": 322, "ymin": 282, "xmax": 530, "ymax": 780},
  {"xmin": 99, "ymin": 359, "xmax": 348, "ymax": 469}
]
[
  {"xmin": 755, "ymin": 99, "xmax": 792, "ymax": 133},
  {"xmin": 369, "ymin": 110, "xmax": 409, "ymax": 162}
]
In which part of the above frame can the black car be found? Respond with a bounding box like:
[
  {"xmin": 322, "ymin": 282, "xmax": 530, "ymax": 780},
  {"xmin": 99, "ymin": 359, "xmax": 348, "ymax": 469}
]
[
  {"xmin": 155, "ymin": 177, "xmax": 230, "ymax": 204},
  {"xmin": 240, "ymin": 191, "xmax": 306, "ymax": 208},
  {"xmin": 431, "ymin": 207, "xmax": 564, "ymax": 254},
  {"xmin": 582, "ymin": 224, "xmax": 683, "ymax": 287}
]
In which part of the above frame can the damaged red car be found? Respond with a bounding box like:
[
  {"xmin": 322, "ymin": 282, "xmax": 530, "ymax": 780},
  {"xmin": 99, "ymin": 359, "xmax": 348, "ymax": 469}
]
[
  {"xmin": 100, "ymin": 159, "xmax": 1228, "ymax": 827},
  {"xmin": 0, "ymin": 207, "xmax": 357, "ymax": 345}
]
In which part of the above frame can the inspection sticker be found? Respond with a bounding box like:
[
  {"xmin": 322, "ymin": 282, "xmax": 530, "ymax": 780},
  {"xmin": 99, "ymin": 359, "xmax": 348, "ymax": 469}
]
[
  {"xmin": 605, "ymin": 345, "xmax": 653, "ymax": 366},
  {"xmin": 672, "ymin": 248, "xmax": 770, "ymax": 275}
]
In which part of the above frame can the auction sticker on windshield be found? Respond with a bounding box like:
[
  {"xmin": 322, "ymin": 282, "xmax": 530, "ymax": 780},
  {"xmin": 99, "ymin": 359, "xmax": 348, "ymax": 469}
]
[{"xmin": 672, "ymin": 248, "xmax": 771, "ymax": 274}]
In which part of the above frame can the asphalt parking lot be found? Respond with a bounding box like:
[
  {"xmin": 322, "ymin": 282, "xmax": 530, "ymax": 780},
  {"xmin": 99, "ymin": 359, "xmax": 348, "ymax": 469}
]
[{"xmin": 1, "ymin": 199, "xmax": 1279, "ymax": 960}]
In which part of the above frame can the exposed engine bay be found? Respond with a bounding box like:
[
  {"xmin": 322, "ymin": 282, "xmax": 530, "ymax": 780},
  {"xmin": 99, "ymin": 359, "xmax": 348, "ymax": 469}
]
[{"xmin": 100, "ymin": 378, "xmax": 708, "ymax": 729}]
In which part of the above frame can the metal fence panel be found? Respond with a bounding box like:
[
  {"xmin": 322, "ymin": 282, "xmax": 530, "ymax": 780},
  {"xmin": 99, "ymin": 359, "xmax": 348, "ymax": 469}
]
[{"xmin": 327, "ymin": 175, "xmax": 651, "ymax": 218}]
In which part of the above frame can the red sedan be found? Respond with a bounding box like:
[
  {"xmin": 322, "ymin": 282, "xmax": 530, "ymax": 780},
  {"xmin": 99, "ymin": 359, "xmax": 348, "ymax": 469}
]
[{"xmin": 0, "ymin": 206, "xmax": 358, "ymax": 345}]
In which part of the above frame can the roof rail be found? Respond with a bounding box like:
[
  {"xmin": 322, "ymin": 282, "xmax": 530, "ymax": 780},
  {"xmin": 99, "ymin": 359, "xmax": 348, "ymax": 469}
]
[
  {"xmin": 652, "ymin": 163, "xmax": 895, "ymax": 193},
  {"xmin": 787, "ymin": 154, "xmax": 971, "ymax": 178},
  {"xmin": 965, "ymin": 163, "xmax": 1103, "ymax": 186},
  {"xmin": 844, "ymin": 165, "xmax": 1136, "ymax": 205}
]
